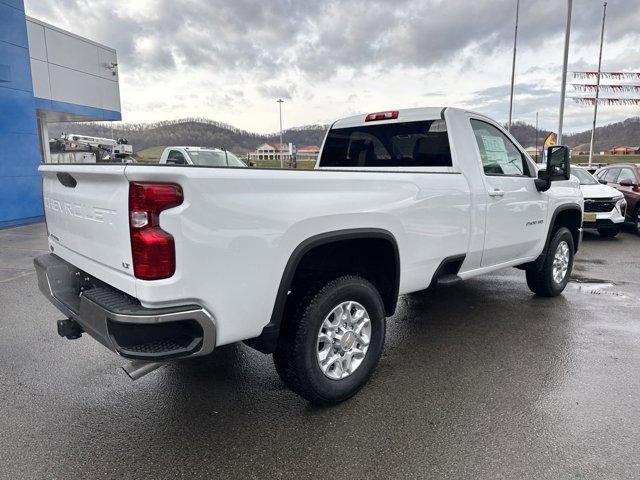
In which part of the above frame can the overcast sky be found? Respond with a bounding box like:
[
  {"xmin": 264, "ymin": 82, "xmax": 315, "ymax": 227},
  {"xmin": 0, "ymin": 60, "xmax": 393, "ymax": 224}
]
[{"xmin": 25, "ymin": 0, "xmax": 640, "ymax": 134}]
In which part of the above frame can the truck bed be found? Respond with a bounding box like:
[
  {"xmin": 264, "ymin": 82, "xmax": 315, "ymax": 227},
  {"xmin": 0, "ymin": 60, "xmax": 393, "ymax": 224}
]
[{"xmin": 40, "ymin": 163, "xmax": 472, "ymax": 346}]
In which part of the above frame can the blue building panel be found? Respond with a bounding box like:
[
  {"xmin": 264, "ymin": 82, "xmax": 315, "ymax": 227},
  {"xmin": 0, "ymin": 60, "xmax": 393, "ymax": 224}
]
[
  {"xmin": 0, "ymin": 87, "xmax": 37, "ymax": 134},
  {"xmin": 0, "ymin": 0, "xmax": 25, "ymax": 12},
  {"xmin": 0, "ymin": 40, "xmax": 33, "ymax": 92},
  {"xmin": 0, "ymin": 2, "xmax": 29, "ymax": 48},
  {"xmin": 0, "ymin": 132, "xmax": 40, "ymax": 177},
  {"xmin": 0, "ymin": 174, "xmax": 43, "ymax": 226},
  {"xmin": 0, "ymin": 0, "xmax": 41, "ymax": 227}
]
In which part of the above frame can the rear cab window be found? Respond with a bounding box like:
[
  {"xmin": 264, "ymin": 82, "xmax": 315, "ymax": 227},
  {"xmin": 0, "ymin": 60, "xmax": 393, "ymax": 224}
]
[{"xmin": 319, "ymin": 119, "xmax": 452, "ymax": 168}]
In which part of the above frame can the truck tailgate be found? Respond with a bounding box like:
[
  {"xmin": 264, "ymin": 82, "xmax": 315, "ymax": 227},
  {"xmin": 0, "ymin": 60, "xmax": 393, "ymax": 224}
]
[{"xmin": 40, "ymin": 164, "xmax": 135, "ymax": 293}]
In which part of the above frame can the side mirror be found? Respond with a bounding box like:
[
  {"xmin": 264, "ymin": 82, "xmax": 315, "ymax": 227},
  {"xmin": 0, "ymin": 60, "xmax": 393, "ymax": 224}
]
[
  {"xmin": 619, "ymin": 179, "xmax": 635, "ymax": 187},
  {"xmin": 598, "ymin": 178, "xmax": 608, "ymax": 185},
  {"xmin": 535, "ymin": 145, "xmax": 571, "ymax": 191},
  {"xmin": 546, "ymin": 145, "xmax": 571, "ymax": 181}
]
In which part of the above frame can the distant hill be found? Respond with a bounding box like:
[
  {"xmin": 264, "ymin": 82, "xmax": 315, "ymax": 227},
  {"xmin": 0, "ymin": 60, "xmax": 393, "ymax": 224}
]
[
  {"xmin": 48, "ymin": 116, "xmax": 640, "ymax": 157},
  {"xmin": 47, "ymin": 118, "xmax": 328, "ymax": 156},
  {"xmin": 495, "ymin": 118, "xmax": 640, "ymax": 152}
]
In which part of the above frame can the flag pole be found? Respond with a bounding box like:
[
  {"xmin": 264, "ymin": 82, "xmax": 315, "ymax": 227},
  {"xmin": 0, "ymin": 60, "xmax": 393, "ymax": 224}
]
[
  {"xmin": 508, "ymin": 0, "xmax": 520, "ymax": 132},
  {"xmin": 588, "ymin": 2, "xmax": 607, "ymax": 167},
  {"xmin": 558, "ymin": 0, "xmax": 573, "ymax": 145},
  {"xmin": 535, "ymin": 111, "xmax": 539, "ymax": 162}
]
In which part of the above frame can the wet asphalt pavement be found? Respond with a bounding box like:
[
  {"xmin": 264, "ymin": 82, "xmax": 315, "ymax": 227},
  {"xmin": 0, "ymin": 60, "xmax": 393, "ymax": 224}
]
[{"xmin": 1, "ymin": 223, "xmax": 639, "ymax": 479}]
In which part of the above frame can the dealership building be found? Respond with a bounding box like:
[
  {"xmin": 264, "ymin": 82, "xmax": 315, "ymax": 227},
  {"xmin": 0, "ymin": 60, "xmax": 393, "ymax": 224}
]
[{"xmin": 1, "ymin": 0, "xmax": 121, "ymax": 227}]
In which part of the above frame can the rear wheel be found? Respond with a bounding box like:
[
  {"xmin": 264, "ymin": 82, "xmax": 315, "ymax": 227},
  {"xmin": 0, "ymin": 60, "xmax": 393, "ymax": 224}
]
[
  {"xmin": 597, "ymin": 227, "xmax": 620, "ymax": 238},
  {"xmin": 274, "ymin": 275, "xmax": 386, "ymax": 405},
  {"xmin": 526, "ymin": 227, "xmax": 574, "ymax": 297}
]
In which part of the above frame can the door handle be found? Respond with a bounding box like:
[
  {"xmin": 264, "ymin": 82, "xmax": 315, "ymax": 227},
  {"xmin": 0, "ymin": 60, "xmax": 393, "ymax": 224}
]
[{"xmin": 488, "ymin": 189, "xmax": 505, "ymax": 197}]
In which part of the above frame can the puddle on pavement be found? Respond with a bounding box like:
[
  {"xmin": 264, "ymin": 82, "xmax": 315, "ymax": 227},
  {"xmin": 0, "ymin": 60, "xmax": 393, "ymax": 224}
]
[
  {"xmin": 567, "ymin": 278, "xmax": 628, "ymax": 299},
  {"xmin": 574, "ymin": 258, "xmax": 606, "ymax": 265}
]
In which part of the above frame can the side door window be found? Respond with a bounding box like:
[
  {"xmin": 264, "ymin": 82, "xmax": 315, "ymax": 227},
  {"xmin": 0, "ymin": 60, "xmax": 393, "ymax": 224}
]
[
  {"xmin": 167, "ymin": 150, "xmax": 187, "ymax": 165},
  {"xmin": 470, "ymin": 119, "xmax": 529, "ymax": 176},
  {"xmin": 618, "ymin": 168, "xmax": 636, "ymax": 184},
  {"xmin": 604, "ymin": 168, "xmax": 621, "ymax": 184}
]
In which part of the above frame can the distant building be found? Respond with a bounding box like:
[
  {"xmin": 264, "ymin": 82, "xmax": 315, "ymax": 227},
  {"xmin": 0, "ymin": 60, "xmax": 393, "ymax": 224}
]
[
  {"xmin": 248, "ymin": 143, "xmax": 321, "ymax": 162},
  {"xmin": 604, "ymin": 146, "xmax": 640, "ymax": 155},
  {"xmin": 248, "ymin": 143, "xmax": 290, "ymax": 162},
  {"xmin": 296, "ymin": 145, "xmax": 321, "ymax": 161}
]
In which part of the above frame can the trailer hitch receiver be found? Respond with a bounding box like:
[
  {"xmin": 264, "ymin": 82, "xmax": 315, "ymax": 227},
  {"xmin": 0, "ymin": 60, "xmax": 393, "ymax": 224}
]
[{"xmin": 57, "ymin": 318, "xmax": 83, "ymax": 340}]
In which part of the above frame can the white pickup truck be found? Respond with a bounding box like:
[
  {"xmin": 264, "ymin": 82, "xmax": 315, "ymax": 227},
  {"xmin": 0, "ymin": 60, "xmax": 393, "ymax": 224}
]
[
  {"xmin": 35, "ymin": 107, "xmax": 583, "ymax": 404},
  {"xmin": 158, "ymin": 146, "xmax": 246, "ymax": 167}
]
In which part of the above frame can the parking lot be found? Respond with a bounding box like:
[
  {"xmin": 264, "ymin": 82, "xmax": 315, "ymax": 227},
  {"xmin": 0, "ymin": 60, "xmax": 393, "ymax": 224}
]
[{"xmin": 1, "ymin": 222, "xmax": 639, "ymax": 479}]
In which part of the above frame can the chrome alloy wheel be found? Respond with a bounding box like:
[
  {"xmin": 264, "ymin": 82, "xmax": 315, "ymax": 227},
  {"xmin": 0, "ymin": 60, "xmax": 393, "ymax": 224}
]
[
  {"xmin": 552, "ymin": 240, "xmax": 570, "ymax": 284},
  {"xmin": 316, "ymin": 301, "xmax": 371, "ymax": 380}
]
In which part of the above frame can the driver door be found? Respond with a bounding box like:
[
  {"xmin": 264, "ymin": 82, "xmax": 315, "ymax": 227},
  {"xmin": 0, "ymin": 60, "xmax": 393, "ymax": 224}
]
[{"xmin": 469, "ymin": 119, "xmax": 548, "ymax": 267}]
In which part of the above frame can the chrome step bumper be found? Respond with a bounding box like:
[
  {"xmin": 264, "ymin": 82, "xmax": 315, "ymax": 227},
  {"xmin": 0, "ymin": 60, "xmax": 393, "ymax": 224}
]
[{"xmin": 34, "ymin": 254, "xmax": 216, "ymax": 360}]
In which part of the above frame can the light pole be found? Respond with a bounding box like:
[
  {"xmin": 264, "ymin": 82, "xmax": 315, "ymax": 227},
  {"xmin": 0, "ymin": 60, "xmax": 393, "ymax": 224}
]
[
  {"xmin": 557, "ymin": 0, "xmax": 573, "ymax": 144},
  {"xmin": 277, "ymin": 99, "xmax": 284, "ymax": 168},
  {"xmin": 588, "ymin": 2, "xmax": 607, "ymax": 167},
  {"xmin": 535, "ymin": 111, "xmax": 539, "ymax": 163},
  {"xmin": 508, "ymin": 0, "xmax": 520, "ymax": 131}
]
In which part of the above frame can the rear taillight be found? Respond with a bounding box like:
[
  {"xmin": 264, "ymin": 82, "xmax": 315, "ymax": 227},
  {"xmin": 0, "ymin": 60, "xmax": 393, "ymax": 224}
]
[
  {"xmin": 365, "ymin": 110, "xmax": 399, "ymax": 122},
  {"xmin": 129, "ymin": 182, "xmax": 183, "ymax": 280}
]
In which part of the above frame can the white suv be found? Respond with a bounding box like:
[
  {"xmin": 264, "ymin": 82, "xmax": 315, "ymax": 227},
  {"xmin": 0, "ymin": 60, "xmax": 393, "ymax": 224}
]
[{"xmin": 572, "ymin": 166, "xmax": 626, "ymax": 237}]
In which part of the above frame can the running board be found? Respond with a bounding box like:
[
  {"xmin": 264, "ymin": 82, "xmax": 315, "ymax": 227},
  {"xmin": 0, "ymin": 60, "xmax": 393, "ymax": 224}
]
[
  {"xmin": 429, "ymin": 254, "xmax": 466, "ymax": 289},
  {"xmin": 436, "ymin": 274, "xmax": 463, "ymax": 287}
]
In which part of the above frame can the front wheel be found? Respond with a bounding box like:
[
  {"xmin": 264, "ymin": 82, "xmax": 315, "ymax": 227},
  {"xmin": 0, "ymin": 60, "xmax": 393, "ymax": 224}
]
[
  {"xmin": 274, "ymin": 275, "xmax": 386, "ymax": 405},
  {"xmin": 526, "ymin": 227, "xmax": 574, "ymax": 297}
]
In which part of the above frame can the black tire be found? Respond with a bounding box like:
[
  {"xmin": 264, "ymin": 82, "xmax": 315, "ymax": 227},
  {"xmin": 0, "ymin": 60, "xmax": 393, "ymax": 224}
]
[
  {"xmin": 597, "ymin": 227, "xmax": 620, "ymax": 238},
  {"xmin": 273, "ymin": 275, "xmax": 386, "ymax": 405},
  {"xmin": 526, "ymin": 227, "xmax": 574, "ymax": 297}
]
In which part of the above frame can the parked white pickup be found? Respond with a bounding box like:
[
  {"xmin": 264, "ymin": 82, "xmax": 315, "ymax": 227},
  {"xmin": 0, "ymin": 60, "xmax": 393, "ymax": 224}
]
[
  {"xmin": 158, "ymin": 146, "xmax": 246, "ymax": 167},
  {"xmin": 36, "ymin": 107, "xmax": 583, "ymax": 404}
]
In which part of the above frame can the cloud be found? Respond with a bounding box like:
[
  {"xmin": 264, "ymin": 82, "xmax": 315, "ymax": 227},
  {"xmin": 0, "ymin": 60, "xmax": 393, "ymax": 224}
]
[
  {"xmin": 29, "ymin": 0, "xmax": 640, "ymax": 80},
  {"xmin": 256, "ymin": 83, "xmax": 297, "ymax": 100},
  {"xmin": 23, "ymin": 0, "xmax": 640, "ymax": 132}
]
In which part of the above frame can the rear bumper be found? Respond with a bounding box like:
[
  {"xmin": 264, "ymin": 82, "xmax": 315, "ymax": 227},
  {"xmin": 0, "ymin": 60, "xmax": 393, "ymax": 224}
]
[{"xmin": 34, "ymin": 254, "xmax": 216, "ymax": 361}]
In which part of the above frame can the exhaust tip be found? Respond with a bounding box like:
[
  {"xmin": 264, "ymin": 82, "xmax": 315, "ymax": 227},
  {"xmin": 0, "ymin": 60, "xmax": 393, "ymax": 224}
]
[{"xmin": 122, "ymin": 360, "xmax": 164, "ymax": 380}]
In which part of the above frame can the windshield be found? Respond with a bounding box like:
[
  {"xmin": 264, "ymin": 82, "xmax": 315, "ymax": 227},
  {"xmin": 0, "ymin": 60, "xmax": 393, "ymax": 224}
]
[
  {"xmin": 187, "ymin": 150, "xmax": 246, "ymax": 167},
  {"xmin": 571, "ymin": 167, "xmax": 599, "ymax": 185}
]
